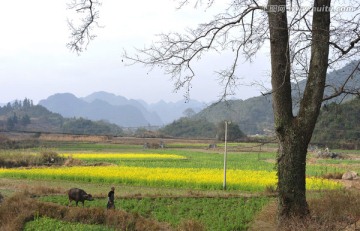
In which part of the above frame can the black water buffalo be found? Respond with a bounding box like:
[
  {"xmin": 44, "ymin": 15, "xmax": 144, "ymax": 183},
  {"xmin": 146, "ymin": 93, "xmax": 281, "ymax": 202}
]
[{"xmin": 68, "ymin": 188, "xmax": 94, "ymax": 207}]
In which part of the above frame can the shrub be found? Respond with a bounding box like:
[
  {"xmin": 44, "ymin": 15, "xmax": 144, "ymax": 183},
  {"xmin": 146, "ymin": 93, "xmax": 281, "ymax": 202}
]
[
  {"xmin": 39, "ymin": 151, "xmax": 64, "ymax": 165},
  {"xmin": 0, "ymin": 151, "xmax": 33, "ymax": 168},
  {"xmin": 0, "ymin": 150, "xmax": 65, "ymax": 168},
  {"xmin": 322, "ymin": 172, "xmax": 343, "ymax": 179},
  {"xmin": 63, "ymin": 155, "xmax": 84, "ymax": 166}
]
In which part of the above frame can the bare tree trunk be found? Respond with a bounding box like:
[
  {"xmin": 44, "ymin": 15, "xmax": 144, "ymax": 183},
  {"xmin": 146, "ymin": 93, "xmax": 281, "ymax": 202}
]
[
  {"xmin": 268, "ymin": 0, "xmax": 331, "ymax": 223},
  {"xmin": 277, "ymin": 126, "xmax": 310, "ymax": 221}
]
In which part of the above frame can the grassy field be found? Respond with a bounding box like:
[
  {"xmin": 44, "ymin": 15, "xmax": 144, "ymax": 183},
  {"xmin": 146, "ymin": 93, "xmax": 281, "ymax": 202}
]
[
  {"xmin": 25, "ymin": 216, "xmax": 114, "ymax": 231},
  {"xmin": 0, "ymin": 137, "xmax": 360, "ymax": 230}
]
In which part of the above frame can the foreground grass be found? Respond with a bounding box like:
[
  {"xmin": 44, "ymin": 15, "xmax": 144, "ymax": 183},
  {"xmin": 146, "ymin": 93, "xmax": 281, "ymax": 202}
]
[
  {"xmin": 0, "ymin": 191, "xmax": 171, "ymax": 231},
  {"xmin": 24, "ymin": 216, "xmax": 114, "ymax": 231},
  {"xmin": 250, "ymin": 189, "xmax": 360, "ymax": 231},
  {"xmin": 40, "ymin": 195, "xmax": 270, "ymax": 231},
  {"xmin": 0, "ymin": 176, "xmax": 270, "ymax": 230},
  {"xmin": 4, "ymin": 188, "xmax": 359, "ymax": 231}
]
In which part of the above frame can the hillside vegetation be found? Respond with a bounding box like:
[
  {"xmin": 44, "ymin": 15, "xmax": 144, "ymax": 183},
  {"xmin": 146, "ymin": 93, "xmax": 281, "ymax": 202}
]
[
  {"xmin": 159, "ymin": 117, "xmax": 246, "ymax": 141},
  {"xmin": 1, "ymin": 62, "xmax": 359, "ymax": 143},
  {"xmin": 160, "ymin": 118, "xmax": 217, "ymax": 139},
  {"xmin": 194, "ymin": 96, "xmax": 274, "ymax": 135},
  {"xmin": 312, "ymin": 97, "xmax": 360, "ymax": 148},
  {"xmin": 194, "ymin": 60, "xmax": 360, "ymax": 138},
  {"xmin": 0, "ymin": 99, "xmax": 123, "ymax": 136}
]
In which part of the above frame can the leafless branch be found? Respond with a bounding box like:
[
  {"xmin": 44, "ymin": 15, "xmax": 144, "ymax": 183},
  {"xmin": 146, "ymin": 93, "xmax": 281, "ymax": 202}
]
[
  {"xmin": 329, "ymin": 36, "xmax": 360, "ymax": 55},
  {"xmin": 176, "ymin": 0, "xmax": 215, "ymax": 9},
  {"xmin": 124, "ymin": 1, "xmax": 266, "ymax": 100},
  {"xmin": 328, "ymin": 9, "xmax": 360, "ymax": 65},
  {"xmin": 65, "ymin": 0, "xmax": 360, "ymax": 104},
  {"xmin": 323, "ymin": 60, "xmax": 360, "ymax": 101},
  {"xmin": 67, "ymin": 0, "xmax": 101, "ymax": 53}
]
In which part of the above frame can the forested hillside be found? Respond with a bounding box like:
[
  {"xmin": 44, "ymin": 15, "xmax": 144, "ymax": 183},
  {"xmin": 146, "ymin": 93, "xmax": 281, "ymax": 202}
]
[
  {"xmin": 159, "ymin": 117, "xmax": 246, "ymax": 141},
  {"xmin": 194, "ymin": 60, "xmax": 360, "ymax": 135},
  {"xmin": 1, "ymin": 96, "xmax": 359, "ymax": 143},
  {"xmin": 0, "ymin": 99, "xmax": 123, "ymax": 136},
  {"xmin": 194, "ymin": 95, "xmax": 274, "ymax": 135},
  {"xmin": 159, "ymin": 118, "xmax": 217, "ymax": 139},
  {"xmin": 0, "ymin": 99, "xmax": 63, "ymax": 133},
  {"xmin": 312, "ymin": 97, "xmax": 360, "ymax": 147}
]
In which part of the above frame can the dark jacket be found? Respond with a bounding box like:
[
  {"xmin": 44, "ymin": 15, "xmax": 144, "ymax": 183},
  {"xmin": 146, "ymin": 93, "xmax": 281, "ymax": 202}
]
[{"xmin": 107, "ymin": 190, "xmax": 115, "ymax": 209}]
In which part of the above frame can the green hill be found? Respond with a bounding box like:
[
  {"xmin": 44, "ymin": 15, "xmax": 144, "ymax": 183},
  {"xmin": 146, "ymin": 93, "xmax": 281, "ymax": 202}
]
[
  {"xmin": 159, "ymin": 117, "xmax": 246, "ymax": 141},
  {"xmin": 194, "ymin": 60, "xmax": 360, "ymax": 136},
  {"xmin": 194, "ymin": 95, "xmax": 274, "ymax": 135},
  {"xmin": 0, "ymin": 99, "xmax": 123, "ymax": 136},
  {"xmin": 312, "ymin": 97, "xmax": 360, "ymax": 147}
]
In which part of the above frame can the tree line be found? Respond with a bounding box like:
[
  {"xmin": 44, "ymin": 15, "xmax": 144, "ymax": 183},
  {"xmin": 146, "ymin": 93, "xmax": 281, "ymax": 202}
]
[
  {"xmin": 0, "ymin": 98, "xmax": 123, "ymax": 136},
  {"xmin": 159, "ymin": 117, "xmax": 246, "ymax": 141}
]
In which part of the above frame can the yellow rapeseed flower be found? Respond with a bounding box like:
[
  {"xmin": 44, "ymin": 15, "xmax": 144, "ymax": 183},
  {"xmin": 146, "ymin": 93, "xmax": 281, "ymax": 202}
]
[{"xmin": 0, "ymin": 166, "xmax": 341, "ymax": 191}]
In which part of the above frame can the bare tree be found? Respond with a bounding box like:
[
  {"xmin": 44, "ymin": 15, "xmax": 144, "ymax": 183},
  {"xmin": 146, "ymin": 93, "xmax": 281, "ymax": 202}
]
[{"xmin": 68, "ymin": 0, "xmax": 360, "ymax": 224}]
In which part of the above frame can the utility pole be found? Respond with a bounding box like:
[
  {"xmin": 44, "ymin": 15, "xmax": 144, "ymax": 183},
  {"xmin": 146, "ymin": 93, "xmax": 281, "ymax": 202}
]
[{"xmin": 223, "ymin": 120, "xmax": 229, "ymax": 190}]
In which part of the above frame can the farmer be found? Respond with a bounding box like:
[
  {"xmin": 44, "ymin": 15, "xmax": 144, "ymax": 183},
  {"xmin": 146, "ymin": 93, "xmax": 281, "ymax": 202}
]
[{"xmin": 107, "ymin": 186, "xmax": 115, "ymax": 209}]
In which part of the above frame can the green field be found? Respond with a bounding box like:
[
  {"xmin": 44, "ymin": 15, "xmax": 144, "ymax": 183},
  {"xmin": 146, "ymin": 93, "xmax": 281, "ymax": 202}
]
[{"xmin": 1, "ymin": 140, "xmax": 359, "ymax": 230}]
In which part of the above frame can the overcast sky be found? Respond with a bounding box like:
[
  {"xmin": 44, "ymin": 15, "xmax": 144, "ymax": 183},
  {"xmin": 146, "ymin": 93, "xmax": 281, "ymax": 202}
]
[{"xmin": 0, "ymin": 0, "xmax": 271, "ymax": 105}]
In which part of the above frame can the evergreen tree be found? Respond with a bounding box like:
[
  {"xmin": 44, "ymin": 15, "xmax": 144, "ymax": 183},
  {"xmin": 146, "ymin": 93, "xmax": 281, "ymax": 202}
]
[
  {"xmin": 20, "ymin": 114, "xmax": 31, "ymax": 126},
  {"xmin": 217, "ymin": 122, "xmax": 246, "ymax": 142}
]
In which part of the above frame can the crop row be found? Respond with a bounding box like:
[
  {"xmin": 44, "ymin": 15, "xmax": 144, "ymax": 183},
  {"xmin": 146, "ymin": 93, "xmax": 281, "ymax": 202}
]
[
  {"xmin": 0, "ymin": 166, "xmax": 341, "ymax": 192},
  {"xmin": 62, "ymin": 153, "xmax": 186, "ymax": 160}
]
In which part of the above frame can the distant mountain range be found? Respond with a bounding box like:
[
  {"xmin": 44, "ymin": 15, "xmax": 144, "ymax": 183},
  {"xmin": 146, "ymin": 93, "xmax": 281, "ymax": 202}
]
[
  {"xmin": 38, "ymin": 92, "xmax": 206, "ymax": 127},
  {"xmin": 4, "ymin": 60, "xmax": 359, "ymax": 135}
]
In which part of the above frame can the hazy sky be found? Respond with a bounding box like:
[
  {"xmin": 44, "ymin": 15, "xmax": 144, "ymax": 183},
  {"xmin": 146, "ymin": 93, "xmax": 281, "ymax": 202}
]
[{"xmin": 0, "ymin": 0, "xmax": 271, "ymax": 104}]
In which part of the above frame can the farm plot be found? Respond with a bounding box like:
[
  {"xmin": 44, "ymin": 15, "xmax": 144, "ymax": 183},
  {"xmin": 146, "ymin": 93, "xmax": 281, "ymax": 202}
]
[
  {"xmin": 0, "ymin": 141, "xmax": 357, "ymax": 231},
  {"xmin": 39, "ymin": 195, "xmax": 271, "ymax": 231},
  {"xmin": 0, "ymin": 152, "xmax": 341, "ymax": 192}
]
